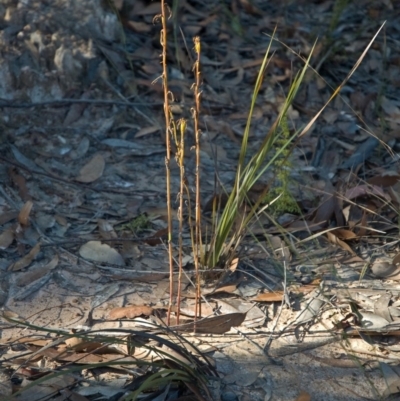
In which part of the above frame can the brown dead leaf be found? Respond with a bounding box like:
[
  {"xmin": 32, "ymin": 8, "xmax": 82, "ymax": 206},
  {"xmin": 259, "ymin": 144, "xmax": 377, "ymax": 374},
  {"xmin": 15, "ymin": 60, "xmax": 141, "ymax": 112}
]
[
  {"xmin": 9, "ymin": 242, "xmax": 41, "ymax": 271},
  {"xmin": 345, "ymin": 184, "xmax": 389, "ymax": 201},
  {"xmin": 125, "ymin": 20, "xmax": 152, "ymax": 33},
  {"xmin": 313, "ymin": 193, "xmax": 337, "ymax": 225},
  {"xmin": 2, "ymin": 310, "xmax": 20, "ymax": 320},
  {"xmin": 175, "ymin": 301, "xmax": 215, "ymax": 317},
  {"xmin": 295, "ymin": 391, "xmax": 311, "ymax": 401},
  {"xmin": 143, "ymin": 227, "xmax": 168, "ymax": 246},
  {"xmin": 0, "ymin": 211, "xmax": 18, "ymax": 225},
  {"xmin": 16, "ymin": 254, "xmax": 58, "ymax": 286},
  {"xmin": 17, "ymin": 338, "xmax": 51, "ymax": 347},
  {"xmin": 393, "ymin": 253, "xmax": 400, "ymax": 266},
  {"xmin": 37, "ymin": 347, "xmax": 131, "ymax": 364},
  {"xmin": 109, "ymin": 305, "xmax": 153, "ymax": 319},
  {"xmin": 229, "ymin": 257, "xmax": 239, "ymax": 272},
  {"xmin": 357, "ymin": 211, "xmax": 368, "ymax": 237},
  {"xmin": 18, "ymin": 200, "xmax": 33, "ymax": 226},
  {"xmin": 211, "ymin": 284, "xmax": 238, "ymax": 295},
  {"xmin": 367, "ymin": 172, "xmax": 400, "ymax": 187},
  {"xmin": 326, "ymin": 232, "xmax": 355, "ymax": 255},
  {"xmin": 292, "ymin": 284, "xmax": 320, "ymax": 293},
  {"xmin": 76, "ymin": 154, "xmax": 105, "ymax": 183},
  {"xmin": 63, "ymin": 92, "xmax": 90, "ymax": 126},
  {"xmin": 9, "ymin": 167, "xmax": 31, "ymax": 201},
  {"xmin": 64, "ymin": 338, "xmax": 105, "ymax": 353},
  {"xmin": 0, "ymin": 227, "xmax": 14, "ymax": 250},
  {"xmin": 170, "ymin": 312, "xmax": 247, "ymax": 334},
  {"xmin": 370, "ymin": 257, "xmax": 400, "ymax": 278},
  {"xmin": 135, "ymin": 125, "xmax": 160, "ymax": 138},
  {"xmin": 98, "ymin": 219, "xmax": 118, "ymax": 240},
  {"xmin": 250, "ymin": 292, "xmax": 284, "ymax": 302},
  {"xmin": 332, "ymin": 228, "xmax": 357, "ymax": 240}
]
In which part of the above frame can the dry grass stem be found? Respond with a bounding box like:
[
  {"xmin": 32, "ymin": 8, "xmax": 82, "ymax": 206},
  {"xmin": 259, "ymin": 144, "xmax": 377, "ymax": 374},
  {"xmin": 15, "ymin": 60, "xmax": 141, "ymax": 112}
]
[
  {"xmin": 160, "ymin": 0, "xmax": 174, "ymax": 325},
  {"xmin": 192, "ymin": 36, "xmax": 202, "ymax": 324},
  {"xmin": 175, "ymin": 119, "xmax": 186, "ymax": 324}
]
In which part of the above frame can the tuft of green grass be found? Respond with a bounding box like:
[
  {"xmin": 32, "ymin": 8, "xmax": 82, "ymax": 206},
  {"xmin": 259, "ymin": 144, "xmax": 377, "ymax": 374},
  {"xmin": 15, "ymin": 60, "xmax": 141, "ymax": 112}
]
[{"xmin": 205, "ymin": 34, "xmax": 316, "ymax": 269}]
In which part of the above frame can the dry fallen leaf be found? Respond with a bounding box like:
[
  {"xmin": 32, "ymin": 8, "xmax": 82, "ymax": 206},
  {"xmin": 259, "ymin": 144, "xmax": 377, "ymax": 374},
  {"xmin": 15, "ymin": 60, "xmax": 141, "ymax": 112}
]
[
  {"xmin": 9, "ymin": 242, "xmax": 41, "ymax": 271},
  {"xmin": 135, "ymin": 125, "xmax": 160, "ymax": 138},
  {"xmin": 295, "ymin": 390, "xmax": 311, "ymax": 401},
  {"xmin": 109, "ymin": 305, "xmax": 154, "ymax": 319},
  {"xmin": 18, "ymin": 200, "xmax": 33, "ymax": 226},
  {"xmin": 98, "ymin": 219, "xmax": 118, "ymax": 240},
  {"xmin": 367, "ymin": 172, "xmax": 400, "ymax": 187},
  {"xmin": 345, "ymin": 184, "xmax": 389, "ymax": 201},
  {"xmin": 64, "ymin": 337, "xmax": 104, "ymax": 353},
  {"xmin": 79, "ymin": 241, "xmax": 125, "ymax": 265},
  {"xmin": 170, "ymin": 312, "xmax": 247, "ymax": 334},
  {"xmin": 332, "ymin": 228, "xmax": 357, "ymax": 240},
  {"xmin": 76, "ymin": 154, "xmax": 105, "ymax": 183},
  {"xmin": 250, "ymin": 292, "xmax": 284, "ymax": 302},
  {"xmin": 9, "ymin": 167, "xmax": 31, "ymax": 201},
  {"xmin": 16, "ymin": 254, "xmax": 59, "ymax": 286},
  {"xmin": 0, "ymin": 227, "xmax": 14, "ymax": 250},
  {"xmin": 326, "ymin": 231, "xmax": 355, "ymax": 255},
  {"xmin": 393, "ymin": 253, "xmax": 400, "ymax": 266},
  {"xmin": 370, "ymin": 257, "xmax": 400, "ymax": 278},
  {"xmin": 359, "ymin": 311, "xmax": 390, "ymax": 330}
]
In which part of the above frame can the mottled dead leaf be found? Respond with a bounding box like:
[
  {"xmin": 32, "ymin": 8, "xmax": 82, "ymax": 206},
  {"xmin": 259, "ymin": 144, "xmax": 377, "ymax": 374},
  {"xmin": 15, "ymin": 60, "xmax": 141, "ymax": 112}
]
[
  {"xmin": 9, "ymin": 167, "xmax": 30, "ymax": 201},
  {"xmin": 9, "ymin": 242, "xmax": 41, "ymax": 271},
  {"xmin": 367, "ymin": 172, "xmax": 400, "ymax": 187},
  {"xmin": 345, "ymin": 184, "xmax": 389, "ymax": 201},
  {"xmin": 250, "ymin": 292, "xmax": 284, "ymax": 302},
  {"xmin": 16, "ymin": 254, "xmax": 59, "ymax": 286},
  {"xmin": 171, "ymin": 312, "xmax": 247, "ymax": 334},
  {"xmin": 79, "ymin": 241, "xmax": 125, "ymax": 265},
  {"xmin": 295, "ymin": 390, "xmax": 311, "ymax": 401},
  {"xmin": 332, "ymin": 228, "xmax": 357, "ymax": 240},
  {"xmin": 326, "ymin": 231, "xmax": 355, "ymax": 255},
  {"xmin": 18, "ymin": 200, "xmax": 33, "ymax": 226},
  {"xmin": 98, "ymin": 219, "xmax": 118, "ymax": 240},
  {"xmin": 109, "ymin": 305, "xmax": 153, "ymax": 319},
  {"xmin": 370, "ymin": 257, "xmax": 400, "ymax": 278},
  {"xmin": 76, "ymin": 154, "xmax": 105, "ymax": 183},
  {"xmin": 0, "ymin": 227, "xmax": 14, "ymax": 250},
  {"xmin": 135, "ymin": 125, "xmax": 160, "ymax": 138}
]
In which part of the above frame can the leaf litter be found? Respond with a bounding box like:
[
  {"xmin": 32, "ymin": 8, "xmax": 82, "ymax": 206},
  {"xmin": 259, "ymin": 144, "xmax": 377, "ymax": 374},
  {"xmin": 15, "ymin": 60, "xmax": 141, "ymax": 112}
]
[{"xmin": 1, "ymin": 0, "xmax": 400, "ymax": 400}]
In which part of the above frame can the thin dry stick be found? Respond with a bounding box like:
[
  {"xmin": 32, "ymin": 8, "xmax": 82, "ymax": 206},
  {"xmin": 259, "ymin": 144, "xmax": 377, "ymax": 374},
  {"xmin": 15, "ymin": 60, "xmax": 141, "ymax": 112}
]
[
  {"xmin": 175, "ymin": 119, "xmax": 187, "ymax": 325},
  {"xmin": 160, "ymin": 0, "xmax": 174, "ymax": 325},
  {"xmin": 192, "ymin": 37, "xmax": 202, "ymax": 324}
]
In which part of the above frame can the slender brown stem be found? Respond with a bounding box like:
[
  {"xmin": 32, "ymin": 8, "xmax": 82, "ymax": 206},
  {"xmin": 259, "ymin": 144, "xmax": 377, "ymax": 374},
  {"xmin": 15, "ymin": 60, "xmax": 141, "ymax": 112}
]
[
  {"xmin": 176, "ymin": 119, "xmax": 186, "ymax": 325},
  {"xmin": 192, "ymin": 37, "xmax": 202, "ymax": 326},
  {"xmin": 160, "ymin": 0, "xmax": 174, "ymax": 325}
]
